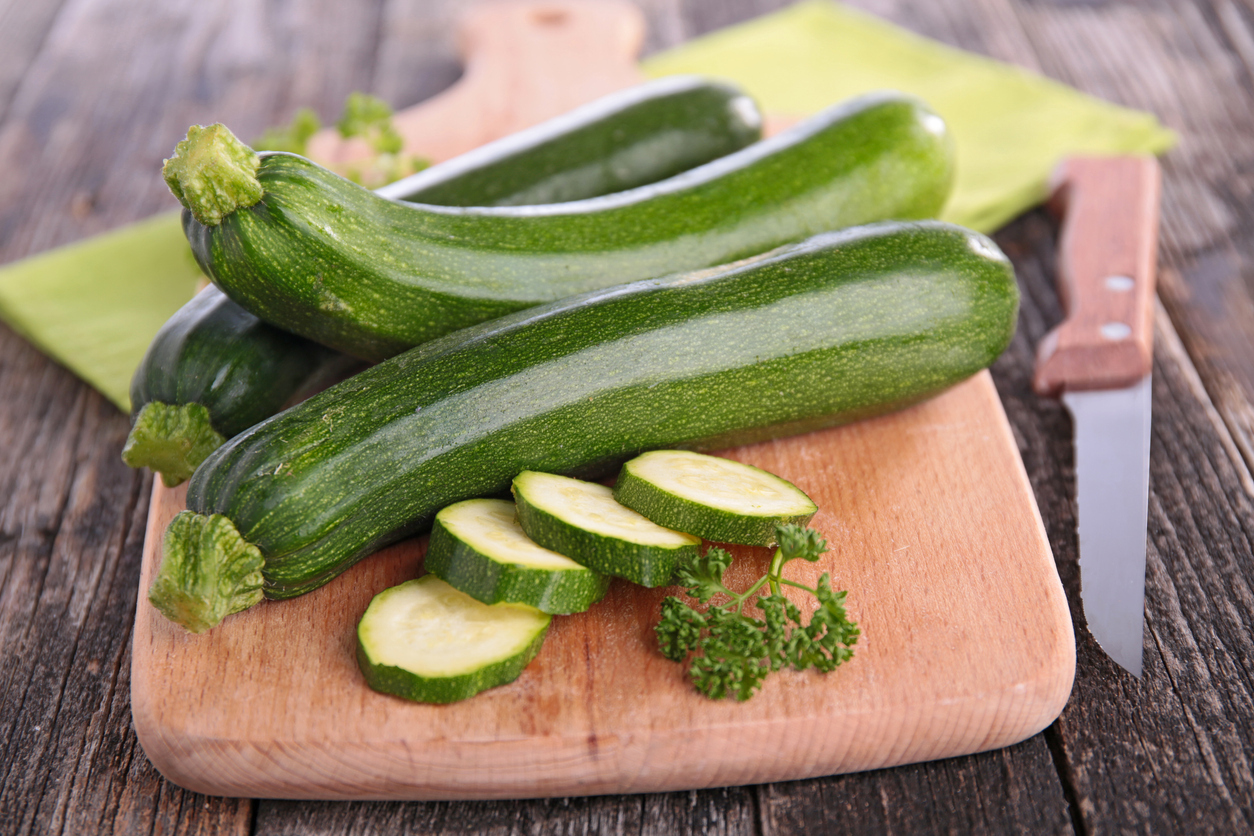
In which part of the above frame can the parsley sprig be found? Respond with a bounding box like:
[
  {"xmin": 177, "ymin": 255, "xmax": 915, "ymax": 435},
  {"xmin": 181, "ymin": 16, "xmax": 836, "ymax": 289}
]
[
  {"xmin": 656, "ymin": 524, "xmax": 859, "ymax": 701},
  {"xmin": 253, "ymin": 93, "xmax": 427, "ymax": 188}
]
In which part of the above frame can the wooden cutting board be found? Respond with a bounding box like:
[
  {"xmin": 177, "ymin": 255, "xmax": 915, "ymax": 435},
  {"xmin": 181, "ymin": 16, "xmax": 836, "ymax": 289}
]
[{"xmin": 130, "ymin": 0, "xmax": 1074, "ymax": 801}]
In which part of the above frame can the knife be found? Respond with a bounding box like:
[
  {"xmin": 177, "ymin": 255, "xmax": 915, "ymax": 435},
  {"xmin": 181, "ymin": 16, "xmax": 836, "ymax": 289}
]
[{"xmin": 1033, "ymin": 155, "xmax": 1161, "ymax": 677}]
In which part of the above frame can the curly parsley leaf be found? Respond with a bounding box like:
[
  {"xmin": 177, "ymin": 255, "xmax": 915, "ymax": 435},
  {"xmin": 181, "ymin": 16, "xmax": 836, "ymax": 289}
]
[
  {"xmin": 673, "ymin": 546, "xmax": 735, "ymax": 604},
  {"xmin": 655, "ymin": 523, "xmax": 858, "ymax": 701}
]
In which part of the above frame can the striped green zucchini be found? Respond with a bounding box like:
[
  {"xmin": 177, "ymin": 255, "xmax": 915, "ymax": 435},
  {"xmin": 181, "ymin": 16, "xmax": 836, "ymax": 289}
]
[
  {"xmin": 147, "ymin": 221, "xmax": 1018, "ymax": 632},
  {"xmin": 169, "ymin": 91, "xmax": 954, "ymax": 361}
]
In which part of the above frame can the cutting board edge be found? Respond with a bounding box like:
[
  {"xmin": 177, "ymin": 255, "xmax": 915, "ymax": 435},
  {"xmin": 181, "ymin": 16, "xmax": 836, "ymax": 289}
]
[{"xmin": 130, "ymin": 634, "xmax": 1074, "ymax": 801}]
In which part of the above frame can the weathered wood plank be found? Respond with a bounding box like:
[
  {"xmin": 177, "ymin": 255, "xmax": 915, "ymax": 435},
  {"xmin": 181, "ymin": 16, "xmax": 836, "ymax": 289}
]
[
  {"xmin": 0, "ymin": 0, "xmax": 389, "ymax": 264},
  {"xmin": 0, "ymin": 0, "xmax": 70, "ymax": 126},
  {"xmin": 255, "ymin": 788, "xmax": 759, "ymax": 835},
  {"xmin": 1010, "ymin": 0, "xmax": 1254, "ymax": 478},
  {"xmin": 0, "ymin": 323, "xmax": 254, "ymax": 836},
  {"xmin": 759, "ymin": 738, "xmax": 1072, "ymax": 836}
]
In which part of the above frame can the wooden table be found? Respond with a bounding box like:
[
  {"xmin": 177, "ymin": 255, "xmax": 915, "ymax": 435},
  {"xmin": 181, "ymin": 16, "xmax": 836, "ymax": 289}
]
[{"xmin": 2, "ymin": 0, "xmax": 1252, "ymax": 832}]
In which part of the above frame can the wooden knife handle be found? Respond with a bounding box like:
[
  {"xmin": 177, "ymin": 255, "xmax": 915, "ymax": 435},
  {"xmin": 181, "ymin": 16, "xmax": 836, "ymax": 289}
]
[{"xmin": 1032, "ymin": 155, "xmax": 1161, "ymax": 395}]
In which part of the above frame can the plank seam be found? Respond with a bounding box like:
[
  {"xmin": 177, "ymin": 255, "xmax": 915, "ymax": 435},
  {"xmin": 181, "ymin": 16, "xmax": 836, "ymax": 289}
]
[
  {"xmin": 1154, "ymin": 297, "xmax": 1254, "ymax": 496},
  {"xmin": 1042, "ymin": 722, "xmax": 1084, "ymax": 836}
]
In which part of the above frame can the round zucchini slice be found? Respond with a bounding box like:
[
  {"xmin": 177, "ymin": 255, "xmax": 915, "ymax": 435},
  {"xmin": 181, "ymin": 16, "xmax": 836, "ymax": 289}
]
[
  {"xmin": 512, "ymin": 471, "xmax": 701, "ymax": 588},
  {"xmin": 613, "ymin": 450, "xmax": 817, "ymax": 546},
  {"xmin": 425, "ymin": 498, "xmax": 610, "ymax": 614},
  {"xmin": 356, "ymin": 575, "xmax": 550, "ymax": 704}
]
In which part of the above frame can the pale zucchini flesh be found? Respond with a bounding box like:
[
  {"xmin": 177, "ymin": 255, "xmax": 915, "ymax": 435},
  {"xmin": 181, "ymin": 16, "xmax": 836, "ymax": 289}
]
[
  {"xmin": 613, "ymin": 450, "xmax": 817, "ymax": 546},
  {"xmin": 512, "ymin": 471, "xmax": 700, "ymax": 587},
  {"xmin": 425, "ymin": 498, "xmax": 610, "ymax": 614},
  {"xmin": 356, "ymin": 575, "xmax": 550, "ymax": 704}
]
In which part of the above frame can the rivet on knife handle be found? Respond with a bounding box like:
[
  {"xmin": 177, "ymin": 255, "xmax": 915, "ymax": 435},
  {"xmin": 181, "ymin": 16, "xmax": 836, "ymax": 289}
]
[{"xmin": 1033, "ymin": 156, "xmax": 1161, "ymax": 396}]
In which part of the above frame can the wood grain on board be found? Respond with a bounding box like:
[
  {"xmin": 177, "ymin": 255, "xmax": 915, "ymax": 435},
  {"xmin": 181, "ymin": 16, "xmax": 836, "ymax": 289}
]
[{"xmin": 132, "ymin": 371, "xmax": 1073, "ymax": 799}]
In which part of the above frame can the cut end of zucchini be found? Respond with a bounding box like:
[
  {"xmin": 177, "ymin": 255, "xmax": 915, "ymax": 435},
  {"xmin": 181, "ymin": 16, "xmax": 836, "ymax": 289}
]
[
  {"xmin": 357, "ymin": 575, "xmax": 550, "ymax": 704},
  {"xmin": 614, "ymin": 450, "xmax": 817, "ymax": 546},
  {"xmin": 163, "ymin": 123, "xmax": 263, "ymax": 226},
  {"xmin": 148, "ymin": 511, "xmax": 265, "ymax": 633},
  {"xmin": 122, "ymin": 402, "xmax": 227, "ymax": 487}
]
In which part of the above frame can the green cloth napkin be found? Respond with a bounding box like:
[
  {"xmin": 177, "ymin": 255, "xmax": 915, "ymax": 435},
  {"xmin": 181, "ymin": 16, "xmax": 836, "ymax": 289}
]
[
  {"xmin": 0, "ymin": 0, "xmax": 1175, "ymax": 413},
  {"xmin": 0, "ymin": 212, "xmax": 201, "ymax": 410}
]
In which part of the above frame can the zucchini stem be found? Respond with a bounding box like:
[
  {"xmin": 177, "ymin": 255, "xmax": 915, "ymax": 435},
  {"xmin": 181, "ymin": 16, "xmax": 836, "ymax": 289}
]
[
  {"xmin": 163, "ymin": 123, "xmax": 263, "ymax": 226},
  {"xmin": 149, "ymin": 511, "xmax": 265, "ymax": 633},
  {"xmin": 122, "ymin": 402, "xmax": 227, "ymax": 487}
]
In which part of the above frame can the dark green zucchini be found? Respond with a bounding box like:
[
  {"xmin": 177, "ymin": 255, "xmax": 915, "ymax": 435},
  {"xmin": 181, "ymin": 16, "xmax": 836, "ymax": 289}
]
[
  {"xmin": 123, "ymin": 287, "xmax": 358, "ymax": 486},
  {"xmin": 148, "ymin": 221, "xmax": 1018, "ymax": 632},
  {"xmin": 375, "ymin": 75, "xmax": 761, "ymax": 206},
  {"xmin": 169, "ymin": 91, "xmax": 955, "ymax": 361},
  {"xmin": 130, "ymin": 78, "xmax": 760, "ymax": 485}
]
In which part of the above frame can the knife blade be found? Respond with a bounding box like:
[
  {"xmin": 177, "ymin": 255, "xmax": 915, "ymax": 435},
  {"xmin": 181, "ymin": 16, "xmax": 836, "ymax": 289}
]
[{"xmin": 1033, "ymin": 155, "xmax": 1161, "ymax": 677}]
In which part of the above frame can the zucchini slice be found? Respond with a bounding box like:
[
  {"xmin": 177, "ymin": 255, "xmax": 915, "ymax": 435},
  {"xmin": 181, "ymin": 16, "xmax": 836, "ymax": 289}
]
[
  {"xmin": 512, "ymin": 471, "xmax": 699, "ymax": 588},
  {"xmin": 425, "ymin": 498, "xmax": 609, "ymax": 614},
  {"xmin": 356, "ymin": 575, "xmax": 550, "ymax": 704},
  {"xmin": 613, "ymin": 450, "xmax": 817, "ymax": 546}
]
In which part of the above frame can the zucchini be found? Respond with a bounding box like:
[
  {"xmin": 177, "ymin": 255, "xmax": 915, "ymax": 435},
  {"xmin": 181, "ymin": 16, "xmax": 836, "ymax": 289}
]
[
  {"xmin": 425, "ymin": 498, "xmax": 610, "ymax": 614},
  {"xmin": 376, "ymin": 75, "xmax": 761, "ymax": 206},
  {"xmin": 122, "ymin": 286, "xmax": 357, "ymax": 486},
  {"xmin": 170, "ymin": 91, "xmax": 954, "ymax": 361},
  {"xmin": 150, "ymin": 220, "xmax": 1017, "ymax": 632},
  {"xmin": 129, "ymin": 80, "xmax": 757, "ymax": 485},
  {"xmin": 356, "ymin": 575, "xmax": 550, "ymax": 704},
  {"xmin": 612, "ymin": 450, "xmax": 817, "ymax": 546},
  {"xmin": 512, "ymin": 471, "xmax": 699, "ymax": 587}
]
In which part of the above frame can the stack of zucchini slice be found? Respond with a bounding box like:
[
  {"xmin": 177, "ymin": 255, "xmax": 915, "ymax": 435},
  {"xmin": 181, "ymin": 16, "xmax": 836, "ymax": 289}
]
[
  {"xmin": 137, "ymin": 75, "xmax": 1019, "ymax": 705},
  {"xmin": 359, "ymin": 452, "xmax": 819, "ymax": 704}
]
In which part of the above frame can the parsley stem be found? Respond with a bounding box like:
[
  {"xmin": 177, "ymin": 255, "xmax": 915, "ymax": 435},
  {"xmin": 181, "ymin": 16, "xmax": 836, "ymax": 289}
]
[{"xmin": 767, "ymin": 547, "xmax": 787, "ymax": 596}]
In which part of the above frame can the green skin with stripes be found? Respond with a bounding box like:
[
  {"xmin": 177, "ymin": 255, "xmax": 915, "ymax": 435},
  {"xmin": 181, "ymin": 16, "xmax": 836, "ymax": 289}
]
[
  {"xmin": 152, "ymin": 221, "xmax": 1018, "ymax": 632},
  {"xmin": 382, "ymin": 75, "xmax": 762, "ymax": 206}
]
